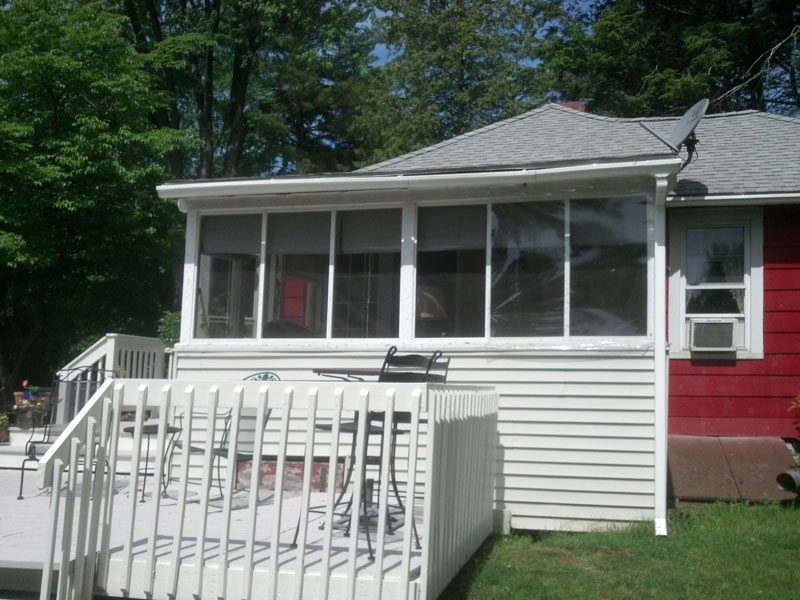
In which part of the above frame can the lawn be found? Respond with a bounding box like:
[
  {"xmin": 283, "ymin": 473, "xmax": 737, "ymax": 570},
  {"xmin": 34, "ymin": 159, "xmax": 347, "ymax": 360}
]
[{"xmin": 439, "ymin": 502, "xmax": 800, "ymax": 600}]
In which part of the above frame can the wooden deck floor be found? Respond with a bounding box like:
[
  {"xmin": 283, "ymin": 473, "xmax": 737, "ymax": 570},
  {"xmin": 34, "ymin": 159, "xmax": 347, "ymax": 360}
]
[{"xmin": 1, "ymin": 467, "xmax": 423, "ymax": 599}]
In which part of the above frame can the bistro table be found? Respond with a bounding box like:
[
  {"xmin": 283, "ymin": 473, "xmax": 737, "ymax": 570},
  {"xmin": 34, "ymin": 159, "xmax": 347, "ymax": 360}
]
[
  {"xmin": 312, "ymin": 367, "xmax": 383, "ymax": 381},
  {"xmin": 308, "ymin": 366, "xmax": 422, "ymax": 553},
  {"xmin": 123, "ymin": 423, "xmax": 181, "ymax": 502}
]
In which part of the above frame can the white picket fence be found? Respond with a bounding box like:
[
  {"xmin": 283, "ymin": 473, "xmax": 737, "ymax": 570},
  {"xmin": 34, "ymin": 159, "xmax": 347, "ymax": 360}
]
[{"xmin": 37, "ymin": 379, "xmax": 498, "ymax": 600}]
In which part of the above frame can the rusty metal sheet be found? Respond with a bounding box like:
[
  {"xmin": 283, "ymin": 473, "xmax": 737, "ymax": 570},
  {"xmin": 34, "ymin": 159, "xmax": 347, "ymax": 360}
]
[
  {"xmin": 719, "ymin": 437, "xmax": 798, "ymax": 501},
  {"xmin": 668, "ymin": 435, "xmax": 740, "ymax": 501}
]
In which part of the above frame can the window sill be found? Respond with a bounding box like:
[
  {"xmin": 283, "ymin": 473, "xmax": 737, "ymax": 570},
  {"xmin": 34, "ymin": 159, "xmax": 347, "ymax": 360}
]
[{"xmin": 176, "ymin": 337, "xmax": 656, "ymax": 354}]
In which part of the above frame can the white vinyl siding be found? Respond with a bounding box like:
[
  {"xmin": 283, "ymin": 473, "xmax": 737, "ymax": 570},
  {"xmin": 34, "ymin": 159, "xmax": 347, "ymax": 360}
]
[{"xmin": 172, "ymin": 348, "xmax": 656, "ymax": 531}]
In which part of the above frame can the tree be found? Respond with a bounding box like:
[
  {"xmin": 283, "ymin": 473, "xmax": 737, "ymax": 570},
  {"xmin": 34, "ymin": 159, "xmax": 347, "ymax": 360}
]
[
  {"xmin": 120, "ymin": 0, "xmax": 376, "ymax": 178},
  {"xmin": 241, "ymin": 1, "xmax": 377, "ymax": 174},
  {"xmin": 0, "ymin": 0, "xmax": 184, "ymax": 403},
  {"xmin": 352, "ymin": 0, "xmax": 560, "ymax": 164},
  {"xmin": 538, "ymin": 0, "xmax": 800, "ymax": 117}
]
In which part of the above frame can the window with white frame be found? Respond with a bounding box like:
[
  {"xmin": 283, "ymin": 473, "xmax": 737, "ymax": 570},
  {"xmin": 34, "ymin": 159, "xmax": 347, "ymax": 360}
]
[
  {"xmin": 490, "ymin": 196, "xmax": 647, "ymax": 337},
  {"xmin": 192, "ymin": 194, "xmax": 650, "ymax": 342},
  {"xmin": 416, "ymin": 205, "xmax": 485, "ymax": 337},
  {"xmin": 195, "ymin": 214, "xmax": 261, "ymax": 338},
  {"xmin": 333, "ymin": 209, "xmax": 401, "ymax": 338},
  {"xmin": 668, "ymin": 208, "xmax": 763, "ymax": 358},
  {"xmin": 263, "ymin": 212, "xmax": 330, "ymax": 338}
]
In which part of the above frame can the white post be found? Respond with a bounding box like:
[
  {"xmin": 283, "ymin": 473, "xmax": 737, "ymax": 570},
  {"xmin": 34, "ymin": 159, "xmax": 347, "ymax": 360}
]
[
  {"xmin": 181, "ymin": 211, "xmax": 200, "ymax": 344},
  {"xmin": 105, "ymin": 333, "xmax": 120, "ymax": 377}
]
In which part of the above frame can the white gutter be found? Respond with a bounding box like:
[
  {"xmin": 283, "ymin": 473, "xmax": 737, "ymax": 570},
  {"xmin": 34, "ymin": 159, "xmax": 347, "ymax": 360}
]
[{"xmin": 156, "ymin": 157, "xmax": 683, "ymax": 199}]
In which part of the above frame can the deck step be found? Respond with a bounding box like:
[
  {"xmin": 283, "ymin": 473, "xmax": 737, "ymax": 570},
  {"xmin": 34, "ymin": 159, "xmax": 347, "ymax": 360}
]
[
  {"xmin": 0, "ymin": 563, "xmax": 57, "ymax": 598},
  {"xmin": 0, "ymin": 426, "xmax": 140, "ymax": 474}
]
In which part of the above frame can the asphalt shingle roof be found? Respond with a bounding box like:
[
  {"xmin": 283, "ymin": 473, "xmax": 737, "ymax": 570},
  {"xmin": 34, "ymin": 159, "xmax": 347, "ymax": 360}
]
[
  {"xmin": 359, "ymin": 103, "xmax": 800, "ymax": 198},
  {"xmin": 359, "ymin": 104, "xmax": 674, "ymax": 174},
  {"xmin": 645, "ymin": 110, "xmax": 800, "ymax": 197}
]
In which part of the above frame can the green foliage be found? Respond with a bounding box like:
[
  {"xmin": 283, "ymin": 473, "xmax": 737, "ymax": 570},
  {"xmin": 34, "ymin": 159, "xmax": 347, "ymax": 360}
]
[
  {"xmin": 243, "ymin": 1, "xmax": 377, "ymax": 175},
  {"xmin": 121, "ymin": 0, "xmax": 375, "ymax": 177},
  {"xmin": 0, "ymin": 0, "xmax": 185, "ymax": 400},
  {"xmin": 157, "ymin": 310, "xmax": 182, "ymax": 348},
  {"xmin": 352, "ymin": 0, "xmax": 560, "ymax": 164},
  {"xmin": 538, "ymin": 0, "xmax": 800, "ymax": 116}
]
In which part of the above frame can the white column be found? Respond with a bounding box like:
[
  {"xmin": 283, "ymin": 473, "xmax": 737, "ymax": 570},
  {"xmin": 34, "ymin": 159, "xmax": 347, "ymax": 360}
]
[
  {"xmin": 180, "ymin": 210, "xmax": 200, "ymax": 344},
  {"xmin": 399, "ymin": 200, "xmax": 416, "ymax": 341}
]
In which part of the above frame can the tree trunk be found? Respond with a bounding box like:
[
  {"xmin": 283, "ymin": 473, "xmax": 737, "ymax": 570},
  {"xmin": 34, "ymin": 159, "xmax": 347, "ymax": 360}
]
[
  {"xmin": 124, "ymin": 0, "xmax": 186, "ymax": 179},
  {"xmin": 222, "ymin": 47, "xmax": 254, "ymax": 177},
  {"xmin": 191, "ymin": 45, "xmax": 216, "ymax": 179}
]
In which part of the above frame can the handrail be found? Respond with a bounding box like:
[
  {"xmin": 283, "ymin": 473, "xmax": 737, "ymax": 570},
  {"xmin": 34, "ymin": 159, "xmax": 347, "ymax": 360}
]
[
  {"xmin": 52, "ymin": 334, "xmax": 166, "ymax": 425},
  {"xmin": 53, "ymin": 368, "xmax": 115, "ymax": 425},
  {"xmin": 38, "ymin": 379, "xmax": 115, "ymax": 485},
  {"xmin": 57, "ymin": 334, "xmax": 165, "ymax": 380},
  {"xmin": 58, "ymin": 337, "xmax": 109, "ymax": 378}
]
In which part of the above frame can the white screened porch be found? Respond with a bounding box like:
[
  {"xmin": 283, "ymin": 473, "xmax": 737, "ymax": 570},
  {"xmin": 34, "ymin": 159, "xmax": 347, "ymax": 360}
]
[{"xmin": 35, "ymin": 378, "xmax": 498, "ymax": 600}]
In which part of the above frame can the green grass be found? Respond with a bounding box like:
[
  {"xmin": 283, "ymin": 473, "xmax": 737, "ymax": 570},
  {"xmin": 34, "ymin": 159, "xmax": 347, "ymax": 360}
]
[{"xmin": 439, "ymin": 502, "xmax": 800, "ymax": 600}]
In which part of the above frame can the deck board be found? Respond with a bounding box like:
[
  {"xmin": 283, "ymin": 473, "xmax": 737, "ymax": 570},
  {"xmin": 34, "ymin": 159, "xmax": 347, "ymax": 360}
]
[{"xmin": 1, "ymin": 468, "xmax": 422, "ymax": 599}]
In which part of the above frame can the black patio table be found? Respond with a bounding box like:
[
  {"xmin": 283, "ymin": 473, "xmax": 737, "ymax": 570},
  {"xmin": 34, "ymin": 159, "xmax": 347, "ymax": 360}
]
[
  {"xmin": 308, "ymin": 366, "xmax": 422, "ymax": 554},
  {"xmin": 312, "ymin": 367, "xmax": 383, "ymax": 381},
  {"xmin": 123, "ymin": 423, "xmax": 181, "ymax": 502}
]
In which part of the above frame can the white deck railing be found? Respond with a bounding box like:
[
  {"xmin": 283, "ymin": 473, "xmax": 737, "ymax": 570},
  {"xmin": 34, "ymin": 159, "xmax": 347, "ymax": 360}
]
[
  {"xmin": 37, "ymin": 379, "xmax": 498, "ymax": 600},
  {"xmin": 55, "ymin": 334, "xmax": 165, "ymax": 424}
]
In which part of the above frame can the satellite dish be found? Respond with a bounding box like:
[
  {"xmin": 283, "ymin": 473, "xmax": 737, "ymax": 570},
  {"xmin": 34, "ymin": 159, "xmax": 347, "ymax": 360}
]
[{"xmin": 669, "ymin": 98, "xmax": 709, "ymax": 151}]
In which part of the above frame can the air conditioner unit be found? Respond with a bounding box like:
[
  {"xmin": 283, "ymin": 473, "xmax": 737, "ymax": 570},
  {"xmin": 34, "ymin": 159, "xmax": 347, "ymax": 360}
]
[{"xmin": 689, "ymin": 318, "xmax": 737, "ymax": 352}]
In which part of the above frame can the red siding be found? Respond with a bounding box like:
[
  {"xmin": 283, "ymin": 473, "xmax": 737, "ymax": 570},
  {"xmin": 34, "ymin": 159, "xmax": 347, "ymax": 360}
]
[{"xmin": 668, "ymin": 205, "xmax": 800, "ymax": 437}]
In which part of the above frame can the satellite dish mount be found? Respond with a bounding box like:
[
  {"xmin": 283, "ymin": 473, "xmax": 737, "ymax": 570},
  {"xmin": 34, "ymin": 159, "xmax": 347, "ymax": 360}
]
[{"xmin": 669, "ymin": 99, "xmax": 709, "ymax": 170}]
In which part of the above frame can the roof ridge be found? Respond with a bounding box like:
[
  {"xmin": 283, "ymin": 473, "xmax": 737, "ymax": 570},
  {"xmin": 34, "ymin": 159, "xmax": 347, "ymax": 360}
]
[
  {"xmin": 751, "ymin": 111, "xmax": 800, "ymax": 124},
  {"xmin": 547, "ymin": 104, "xmax": 631, "ymax": 122},
  {"xmin": 702, "ymin": 109, "xmax": 760, "ymax": 118},
  {"xmin": 643, "ymin": 108, "xmax": 800, "ymax": 122}
]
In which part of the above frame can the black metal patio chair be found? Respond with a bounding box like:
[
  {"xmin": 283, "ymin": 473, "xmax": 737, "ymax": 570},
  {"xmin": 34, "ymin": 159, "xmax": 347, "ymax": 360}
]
[
  {"xmin": 166, "ymin": 371, "xmax": 278, "ymax": 496},
  {"xmin": 294, "ymin": 346, "xmax": 449, "ymax": 556},
  {"xmin": 18, "ymin": 367, "xmax": 114, "ymax": 500}
]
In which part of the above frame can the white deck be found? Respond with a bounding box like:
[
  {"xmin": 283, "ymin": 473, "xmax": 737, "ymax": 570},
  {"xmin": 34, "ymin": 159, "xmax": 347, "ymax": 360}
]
[
  {"xmin": 1, "ymin": 467, "xmax": 57, "ymax": 566},
  {"xmin": 10, "ymin": 379, "xmax": 497, "ymax": 600},
  {"xmin": 3, "ymin": 467, "xmax": 422, "ymax": 598}
]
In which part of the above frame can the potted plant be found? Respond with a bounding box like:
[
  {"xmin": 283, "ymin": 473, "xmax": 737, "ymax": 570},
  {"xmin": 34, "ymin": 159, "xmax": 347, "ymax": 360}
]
[
  {"xmin": 12, "ymin": 380, "xmax": 49, "ymax": 429},
  {"xmin": 0, "ymin": 412, "xmax": 8, "ymax": 443}
]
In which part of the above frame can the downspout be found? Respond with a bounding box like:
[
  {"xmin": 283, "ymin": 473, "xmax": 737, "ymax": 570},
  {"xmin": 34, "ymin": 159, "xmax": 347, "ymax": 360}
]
[{"xmin": 653, "ymin": 175, "xmax": 670, "ymax": 536}]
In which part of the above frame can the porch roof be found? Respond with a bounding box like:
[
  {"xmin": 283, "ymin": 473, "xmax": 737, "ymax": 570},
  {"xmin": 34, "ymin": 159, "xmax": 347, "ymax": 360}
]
[
  {"xmin": 361, "ymin": 105, "xmax": 800, "ymax": 203},
  {"xmin": 157, "ymin": 103, "xmax": 800, "ymax": 206}
]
